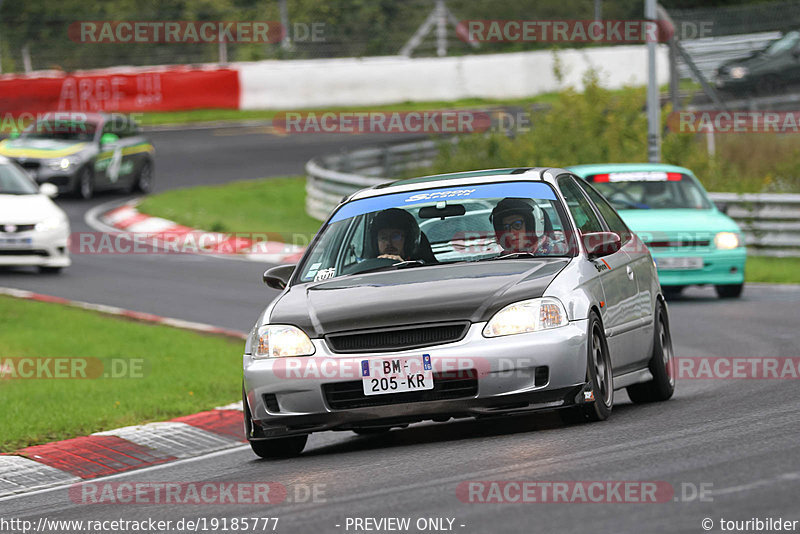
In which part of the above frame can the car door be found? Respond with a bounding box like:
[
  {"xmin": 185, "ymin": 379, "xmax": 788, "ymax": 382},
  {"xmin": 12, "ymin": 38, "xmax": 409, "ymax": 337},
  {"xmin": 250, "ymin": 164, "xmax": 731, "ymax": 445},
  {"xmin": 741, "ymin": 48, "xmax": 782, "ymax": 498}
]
[
  {"xmin": 558, "ymin": 175, "xmax": 639, "ymax": 372},
  {"xmin": 577, "ymin": 178, "xmax": 654, "ymax": 367}
]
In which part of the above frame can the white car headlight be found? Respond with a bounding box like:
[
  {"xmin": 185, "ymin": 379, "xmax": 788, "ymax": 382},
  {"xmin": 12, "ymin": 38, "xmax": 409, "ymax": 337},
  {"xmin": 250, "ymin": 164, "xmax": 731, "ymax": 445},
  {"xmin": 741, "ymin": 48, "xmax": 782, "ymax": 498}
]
[
  {"xmin": 34, "ymin": 215, "xmax": 66, "ymax": 232},
  {"xmin": 252, "ymin": 324, "xmax": 315, "ymax": 359},
  {"xmin": 714, "ymin": 232, "xmax": 740, "ymax": 250},
  {"xmin": 730, "ymin": 66, "xmax": 748, "ymax": 79},
  {"xmin": 483, "ymin": 297, "xmax": 568, "ymax": 338}
]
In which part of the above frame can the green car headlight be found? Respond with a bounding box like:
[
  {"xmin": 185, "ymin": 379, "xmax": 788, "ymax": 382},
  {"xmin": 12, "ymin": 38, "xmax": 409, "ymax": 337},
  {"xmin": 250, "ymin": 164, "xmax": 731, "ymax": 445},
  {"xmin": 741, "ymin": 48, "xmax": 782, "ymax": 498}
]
[{"xmin": 714, "ymin": 232, "xmax": 740, "ymax": 250}]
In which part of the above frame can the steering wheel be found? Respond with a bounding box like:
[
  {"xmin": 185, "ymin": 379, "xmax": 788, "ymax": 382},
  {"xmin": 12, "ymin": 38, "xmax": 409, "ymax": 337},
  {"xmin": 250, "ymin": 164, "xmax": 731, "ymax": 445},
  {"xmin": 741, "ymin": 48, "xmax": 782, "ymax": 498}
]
[{"xmin": 609, "ymin": 190, "xmax": 643, "ymax": 209}]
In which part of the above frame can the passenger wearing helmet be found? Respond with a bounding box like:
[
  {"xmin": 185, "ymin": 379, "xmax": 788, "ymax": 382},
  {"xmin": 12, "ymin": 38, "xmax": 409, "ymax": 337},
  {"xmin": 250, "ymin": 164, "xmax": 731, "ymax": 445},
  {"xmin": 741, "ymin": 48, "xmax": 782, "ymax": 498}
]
[
  {"xmin": 490, "ymin": 198, "xmax": 557, "ymax": 255},
  {"xmin": 369, "ymin": 208, "xmax": 421, "ymax": 262}
]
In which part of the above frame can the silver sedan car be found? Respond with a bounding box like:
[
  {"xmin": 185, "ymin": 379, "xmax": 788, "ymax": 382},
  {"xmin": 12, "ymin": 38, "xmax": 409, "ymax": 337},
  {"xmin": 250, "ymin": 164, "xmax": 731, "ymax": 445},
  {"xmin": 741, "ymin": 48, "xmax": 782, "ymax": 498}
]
[{"xmin": 243, "ymin": 168, "xmax": 675, "ymax": 458}]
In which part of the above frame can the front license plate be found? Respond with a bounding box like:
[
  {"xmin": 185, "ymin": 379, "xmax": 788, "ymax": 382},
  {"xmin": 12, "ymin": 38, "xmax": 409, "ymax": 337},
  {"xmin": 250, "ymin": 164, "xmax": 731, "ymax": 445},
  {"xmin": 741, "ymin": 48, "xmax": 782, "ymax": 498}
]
[
  {"xmin": 361, "ymin": 355, "xmax": 434, "ymax": 396},
  {"xmin": 0, "ymin": 237, "xmax": 32, "ymax": 248},
  {"xmin": 656, "ymin": 256, "xmax": 703, "ymax": 270}
]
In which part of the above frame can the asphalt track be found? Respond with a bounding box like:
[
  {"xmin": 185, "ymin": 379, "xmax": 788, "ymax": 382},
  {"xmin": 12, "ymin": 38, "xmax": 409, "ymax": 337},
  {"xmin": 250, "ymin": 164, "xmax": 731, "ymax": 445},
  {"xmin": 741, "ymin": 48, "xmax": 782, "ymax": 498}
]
[{"xmin": 1, "ymin": 125, "xmax": 799, "ymax": 534}]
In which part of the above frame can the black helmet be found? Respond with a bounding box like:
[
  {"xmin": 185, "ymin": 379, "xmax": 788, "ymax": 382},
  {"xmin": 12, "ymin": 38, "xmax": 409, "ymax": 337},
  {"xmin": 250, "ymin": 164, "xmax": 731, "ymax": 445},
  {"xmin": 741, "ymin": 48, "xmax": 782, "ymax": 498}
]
[
  {"xmin": 490, "ymin": 198, "xmax": 536, "ymax": 235},
  {"xmin": 369, "ymin": 208, "xmax": 420, "ymax": 259}
]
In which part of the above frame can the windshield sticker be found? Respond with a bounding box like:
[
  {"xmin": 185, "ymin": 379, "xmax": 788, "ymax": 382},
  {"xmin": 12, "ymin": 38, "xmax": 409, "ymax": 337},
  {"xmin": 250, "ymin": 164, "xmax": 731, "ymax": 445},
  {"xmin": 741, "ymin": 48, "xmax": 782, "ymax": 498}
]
[
  {"xmin": 329, "ymin": 181, "xmax": 556, "ymax": 223},
  {"xmin": 405, "ymin": 189, "xmax": 476, "ymax": 202},
  {"xmin": 313, "ymin": 267, "xmax": 336, "ymax": 282}
]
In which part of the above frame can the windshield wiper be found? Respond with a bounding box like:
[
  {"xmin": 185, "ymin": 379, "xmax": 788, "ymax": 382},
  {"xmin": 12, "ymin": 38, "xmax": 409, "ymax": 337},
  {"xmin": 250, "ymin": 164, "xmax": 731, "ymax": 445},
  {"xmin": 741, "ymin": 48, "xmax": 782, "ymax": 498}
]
[
  {"xmin": 392, "ymin": 259, "xmax": 427, "ymax": 269},
  {"xmin": 486, "ymin": 251, "xmax": 539, "ymax": 260}
]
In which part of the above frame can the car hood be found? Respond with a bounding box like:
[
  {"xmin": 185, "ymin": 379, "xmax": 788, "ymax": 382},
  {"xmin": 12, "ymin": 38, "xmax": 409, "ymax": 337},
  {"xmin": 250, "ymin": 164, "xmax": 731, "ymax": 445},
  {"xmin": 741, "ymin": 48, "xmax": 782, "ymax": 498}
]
[
  {"xmin": 268, "ymin": 258, "xmax": 570, "ymax": 336},
  {"xmin": 0, "ymin": 194, "xmax": 65, "ymax": 223},
  {"xmin": 0, "ymin": 138, "xmax": 90, "ymax": 160},
  {"xmin": 619, "ymin": 209, "xmax": 741, "ymax": 239}
]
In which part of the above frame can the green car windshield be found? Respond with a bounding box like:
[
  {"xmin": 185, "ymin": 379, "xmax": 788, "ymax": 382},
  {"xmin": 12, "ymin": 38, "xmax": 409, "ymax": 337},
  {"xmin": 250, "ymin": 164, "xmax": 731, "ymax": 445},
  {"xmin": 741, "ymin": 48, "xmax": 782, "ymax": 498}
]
[
  {"xmin": 765, "ymin": 31, "xmax": 800, "ymax": 56},
  {"xmin": 296, "ymin": 181, "xmax": 575, "ymax": 283},
  {"xmin": 585, "ymin": 172, "xmax": 711, "ymax": 210}
]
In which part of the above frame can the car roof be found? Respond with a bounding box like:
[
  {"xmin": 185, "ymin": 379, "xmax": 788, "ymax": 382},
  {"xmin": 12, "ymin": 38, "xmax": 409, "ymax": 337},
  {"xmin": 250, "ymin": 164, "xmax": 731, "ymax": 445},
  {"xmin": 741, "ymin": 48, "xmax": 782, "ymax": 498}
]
[
  {"xmin": 567, "ymin": 162, "xmax": 695, "ymax": 177},
  {"xmin": 347, "ymin": 167, "xmax": 569, "ymax": 202}
]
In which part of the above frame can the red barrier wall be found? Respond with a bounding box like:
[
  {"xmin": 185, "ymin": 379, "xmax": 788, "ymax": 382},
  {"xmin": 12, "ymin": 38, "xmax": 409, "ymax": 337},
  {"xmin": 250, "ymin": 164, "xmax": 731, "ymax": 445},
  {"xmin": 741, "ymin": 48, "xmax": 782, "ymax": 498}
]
[{"xmin": 0, "ymin": 67, "xmax": 240, "ymax": 114}]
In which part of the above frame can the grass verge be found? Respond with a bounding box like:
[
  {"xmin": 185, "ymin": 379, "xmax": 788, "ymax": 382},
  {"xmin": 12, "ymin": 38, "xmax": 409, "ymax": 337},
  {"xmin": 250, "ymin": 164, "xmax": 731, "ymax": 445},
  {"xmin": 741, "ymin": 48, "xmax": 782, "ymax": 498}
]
[
  {"xmin": 137, "ymin": 175, "xmax": 322, "ymax": 236},
  {"xmin": 745, "ymin": 256, "xmax": 800, "ymax": 285},
  {"xmin": 138, "ymin": 94, "xmax": 565, "ymax": 126},
  {"xmin": 0, "ymin": 295, "xmax": 243, "ymax": 452}
]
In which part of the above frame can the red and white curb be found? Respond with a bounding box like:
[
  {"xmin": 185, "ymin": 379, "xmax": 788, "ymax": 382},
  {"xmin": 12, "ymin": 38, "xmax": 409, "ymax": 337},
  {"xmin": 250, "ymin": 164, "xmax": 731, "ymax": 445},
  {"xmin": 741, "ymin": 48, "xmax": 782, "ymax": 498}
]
[
  {"xmin": 99, "ymin": 201, "xmax": 306, "ymax": 264},
  {"xmin": 0, "ymin": 288, "xmax": 248, "ymax": 498},
  {"xmin": 0, "ymin": 407, "xmax": 246, "ymax": 497},
  {"xmin": 0, "ymin": 287, "xmax": 248, "ymax": 340}
]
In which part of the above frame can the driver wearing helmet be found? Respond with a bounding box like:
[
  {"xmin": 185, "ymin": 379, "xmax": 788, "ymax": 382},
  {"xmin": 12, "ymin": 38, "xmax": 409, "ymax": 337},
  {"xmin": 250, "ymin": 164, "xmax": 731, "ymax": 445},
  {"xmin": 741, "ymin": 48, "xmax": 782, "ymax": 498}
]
[
  {"xmin": 490, "ymin": 198, "xmax": 558, "ymax": 255},
  {"xmin": 369, "ymin": 208, "xmax": 421, "ymax": 262}
]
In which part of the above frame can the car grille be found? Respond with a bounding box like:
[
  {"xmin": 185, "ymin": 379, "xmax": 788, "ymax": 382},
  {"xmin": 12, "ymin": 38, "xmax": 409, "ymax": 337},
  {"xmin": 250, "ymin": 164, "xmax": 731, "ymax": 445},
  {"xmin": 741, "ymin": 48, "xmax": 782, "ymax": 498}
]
[
  {"xmin": 18, "ymin": 161, "xmax": 41, "ymax": 171},
  {"xmin": 325, "ymin": 322, "xmax": 470, "ymax": 353},
  {"xmin": 0, "ymin": 224, "xmax": 36, "ymax": 233},
  {"xmin": 323, "ymin": 369, "xmax": 478, "ymax": 410},
  {"xmin": 0, "ymin": 250, "xmax": 49, "ymax": 256}
]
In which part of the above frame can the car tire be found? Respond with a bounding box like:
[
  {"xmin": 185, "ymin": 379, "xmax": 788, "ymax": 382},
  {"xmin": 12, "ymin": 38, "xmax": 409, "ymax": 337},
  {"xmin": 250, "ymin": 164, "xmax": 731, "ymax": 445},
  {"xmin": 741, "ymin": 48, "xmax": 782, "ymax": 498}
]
[
  {"xmin": 626, "ymin": 300, "xmax": 675, "ymax": 404},
  {"xmin": 662, "ymin": 286, "xmax": 683, "ymax": 299},
  {"xmin": 560, "ymin": 311, "xmax": 613, "ymax": 423},
  {"xmin": 74, "ymin": 166, "xmax": 94, "ymax": 200},
  {"xmin": 134, "ymin": 160, "xmax": 154, "ymax": 194},
  {"xmin": 38, "ymin": 266, "xmax": 62, "ymax": 274},
  {"xmin": 242, "ymin": 385, "xmax": 307, "ymax": 458},
  {"xmin": 715, "ymin": 283, "xmax": 743, "ymax": 299}
]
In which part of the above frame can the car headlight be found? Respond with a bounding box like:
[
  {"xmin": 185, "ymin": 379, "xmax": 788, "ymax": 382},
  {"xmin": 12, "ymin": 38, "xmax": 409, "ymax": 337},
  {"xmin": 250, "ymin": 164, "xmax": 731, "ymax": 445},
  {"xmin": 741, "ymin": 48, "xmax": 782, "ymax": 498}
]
[
  {"xmin": 714, "ymin": 232, "xmax": 740, "ymax": 250},
  {"xmin": 483, "ymin": 297, "xmax": 568, "ymax": 338},
  {"xmin": 252, "ymin": 324, "xmax": 315, "ymax": 359},
  {"xmin": 34, "ymin": 216, "xmax": 66, "ymax": 232},
  {"xmin": 47, "ymin": 157, "xmax": 79, "ymax": 171},
  {"xmin": 730, "ymin": 66, "xmax": 748, "ymax": 79}
]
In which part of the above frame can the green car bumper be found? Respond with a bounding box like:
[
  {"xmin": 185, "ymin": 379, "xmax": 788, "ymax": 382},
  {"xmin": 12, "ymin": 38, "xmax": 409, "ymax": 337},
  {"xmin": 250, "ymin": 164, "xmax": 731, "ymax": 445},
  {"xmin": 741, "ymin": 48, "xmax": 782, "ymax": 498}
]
[{"xmin": 652, "ymin": 248, "xmax": 746, "ymax": 287}]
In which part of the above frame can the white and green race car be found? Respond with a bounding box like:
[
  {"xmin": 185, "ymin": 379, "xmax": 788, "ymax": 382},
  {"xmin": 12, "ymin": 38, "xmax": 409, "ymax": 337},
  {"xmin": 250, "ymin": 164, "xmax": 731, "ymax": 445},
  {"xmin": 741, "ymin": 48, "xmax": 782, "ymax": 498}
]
[{"xmin": 0, "ymin": 112, "xmax": 154, "ymax": 199}]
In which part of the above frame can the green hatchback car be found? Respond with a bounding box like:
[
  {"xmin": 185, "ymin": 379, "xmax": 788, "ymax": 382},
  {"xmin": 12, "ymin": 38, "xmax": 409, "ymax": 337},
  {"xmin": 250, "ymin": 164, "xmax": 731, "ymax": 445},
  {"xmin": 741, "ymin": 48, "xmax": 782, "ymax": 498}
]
[{"xmin": 568, "ymin": 163, "xmax": 746, "ymax": 298}]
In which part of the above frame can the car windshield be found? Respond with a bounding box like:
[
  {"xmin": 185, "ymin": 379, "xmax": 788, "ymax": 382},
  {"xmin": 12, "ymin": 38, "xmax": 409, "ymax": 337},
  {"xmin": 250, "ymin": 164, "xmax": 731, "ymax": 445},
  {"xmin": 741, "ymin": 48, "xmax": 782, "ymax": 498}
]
[
  {"xmin": 586, "ymin": 172, "xmax": 711, "ymax": 210},
  {"xmin": 765, "ymin": 31, "xmax": 800, "ymax": 56},
  {"xmin": 21, "ymin": 120, "xmax": 98, "ymax": 142},
  {"xmin": 0, "ymin": 161, "xmax": 40, "ymax": 195},
  {"xmin": 295, "ymin": 181, "xmax": 575, "ymax": 283}
]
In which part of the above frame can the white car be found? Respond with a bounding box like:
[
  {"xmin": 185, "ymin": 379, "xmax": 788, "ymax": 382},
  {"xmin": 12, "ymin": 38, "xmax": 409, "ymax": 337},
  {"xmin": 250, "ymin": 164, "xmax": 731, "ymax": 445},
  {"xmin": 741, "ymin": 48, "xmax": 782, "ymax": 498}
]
[{"xmin": 0, "ymin": 156, "xmax": 71, "ymax": 273}]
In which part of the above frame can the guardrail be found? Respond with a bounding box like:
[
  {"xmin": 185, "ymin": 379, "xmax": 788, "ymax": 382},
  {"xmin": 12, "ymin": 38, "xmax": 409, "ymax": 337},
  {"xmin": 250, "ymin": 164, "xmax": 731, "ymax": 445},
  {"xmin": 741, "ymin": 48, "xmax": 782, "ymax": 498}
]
[
  {"xmin": 709, "ymin": 192, "xmax": 800, "ymax": 257},
  {"xmin": 306, "ymin": 139, "xmax": 800, "ymax": 257}
]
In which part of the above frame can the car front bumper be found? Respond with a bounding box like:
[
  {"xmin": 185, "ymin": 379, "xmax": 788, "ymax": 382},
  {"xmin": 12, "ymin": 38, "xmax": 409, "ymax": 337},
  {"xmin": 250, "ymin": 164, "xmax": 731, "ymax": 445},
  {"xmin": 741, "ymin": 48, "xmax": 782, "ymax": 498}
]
[
  {"xmin": 243, "ymin": 320, "xmax": 590, "ymax": 440},
  {"xmin": 0, "ymin": 226, "xmax": 71, "ymax": 268},
  {"xmin": 653, "ymin": 247, "xmax": 746, "ymax": 287},
  {"xmin": 31, "ymin": 167, "xmax": 79, "ymax": 194}
]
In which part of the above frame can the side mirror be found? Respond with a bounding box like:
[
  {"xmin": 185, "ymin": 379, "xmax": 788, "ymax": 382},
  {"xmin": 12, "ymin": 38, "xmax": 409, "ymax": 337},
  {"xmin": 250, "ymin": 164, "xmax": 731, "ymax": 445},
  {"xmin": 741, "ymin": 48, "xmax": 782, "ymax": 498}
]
[
  {"xmin": 39, "ymin": 183, "xmax": 58, "ymax": 198},
  {"xmin": 100, "ymin": 132, "xmax": 119, "ymax": 146},
  {"xmin": 714, "ymin": 201, "xmax": 729, "ymax": 215},
  {"xmin": 263, "ymin": 264, "xmax": 296, "ymax": 290},
  {"xmin": 582, "ymin": 232, "xmax": 621, "ymax": 259}
]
